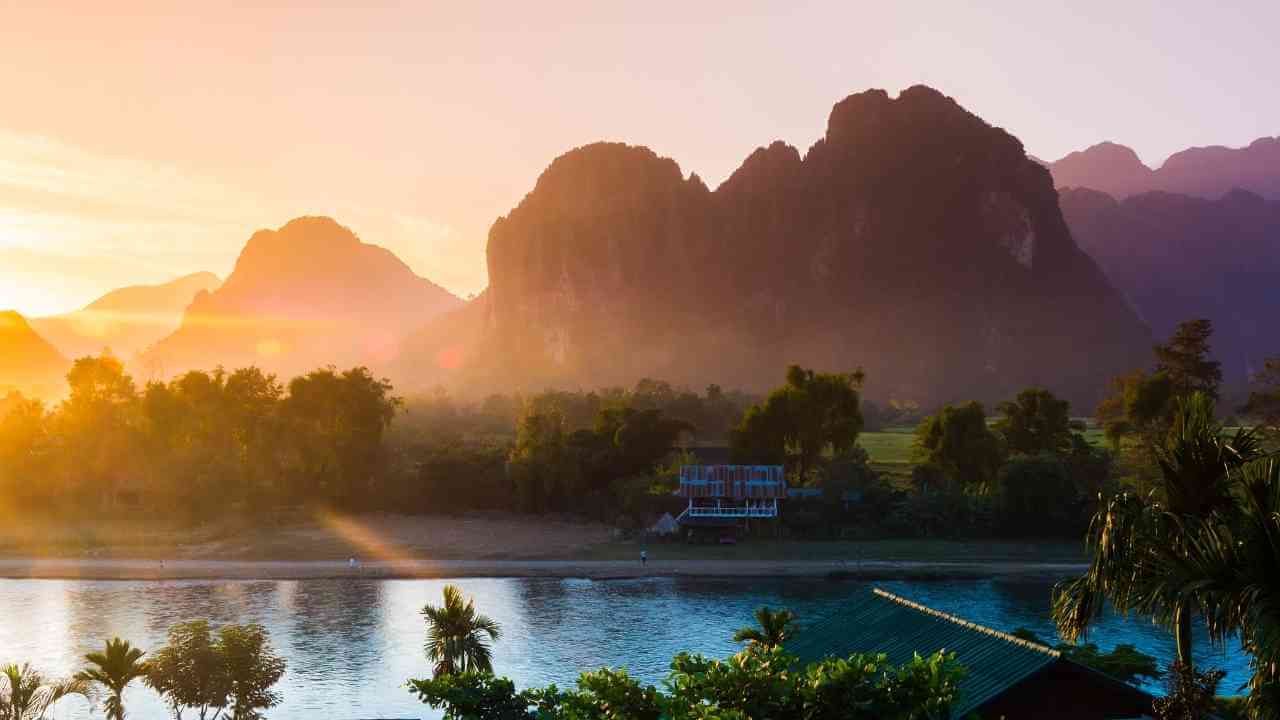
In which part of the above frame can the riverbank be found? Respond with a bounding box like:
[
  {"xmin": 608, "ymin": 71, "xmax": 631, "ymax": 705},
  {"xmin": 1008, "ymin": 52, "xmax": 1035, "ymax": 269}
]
[
  {"xmin": 0, "ymin": 557, "xmax": 1087, "ymax": 581},
  {"xmin": 0, "ymin": 511, "xmax": 1086, "ymax": 580}
]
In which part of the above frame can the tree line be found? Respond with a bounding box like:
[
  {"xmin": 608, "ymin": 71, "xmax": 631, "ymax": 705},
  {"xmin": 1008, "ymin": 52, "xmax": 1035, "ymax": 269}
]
[{"xmin": 0, "ymin": 622, "xmax": 285, "ymax": 720}]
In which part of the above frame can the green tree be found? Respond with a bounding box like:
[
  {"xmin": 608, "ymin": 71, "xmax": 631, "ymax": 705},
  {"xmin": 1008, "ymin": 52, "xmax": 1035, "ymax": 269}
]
[
  {"xmin": 282, "ymin": 366, "xmax": 401, "ymax": 506},
  {"xmin": 995, "ymin": 387, "xmax": 1073, "ymax": 456},
  {"xmin": 1242, "ymin": 356, "xmax": 1280, "ymax": 433},
  {"xmin": 1154, "ymin": 318, "xmax": 1223, "ymax": 401},
  {"xmin": 1010, "ymin": 629, "xmax": 1160, "ymax": 686},
  {"xmin": 996, "ymin": 454, "xmax": 1081, "ymax": 536},
  {"xmin": 422, "ymin": 585, "xmax": 503, "ymax": 677},
  {"xmin": 914, "ymin": 401, "xmax": 1005, "ymax": 489},
  {"xmin": 217, "ymin": 624, "xmax": 286, "ymax": 720},
  {"xmin": 1053, "ymin": 393, "xmax": 1261, "ymax": 670},
  {"xmin": 1096, "ymin": 369, "xmax": 1175, "ymax": 450},
  {"xmin": 145, "ymin": 620, "xmax": 229, "ymax": 720},
  {"xmin": 508, "ymin": 410, "xmax": 580, "ymax": 513},
  {"xmin": 76, "ymin": 638, "xmax": 147, "ymax": 720},
  {"xmin": 731, "ymin": 365, "xmax": 865, "ymax": 484},
  {"xmin": 0, "ymin": 663, "xmax": 93, "ymax": 720},
  {"xmin": 1141, "ymin": 459, "xmax": 1280, "ymax": 717},
  {"xmin": 58, "ymin": 355, "xmax": 140, "ymax": 507},
  {"xmin": 732, "ymin": 607, "xmax": 796, "ymax": 649},
  {"xmin": 409, "ymin": 646, "xmax": 965, "ymax": 720}
]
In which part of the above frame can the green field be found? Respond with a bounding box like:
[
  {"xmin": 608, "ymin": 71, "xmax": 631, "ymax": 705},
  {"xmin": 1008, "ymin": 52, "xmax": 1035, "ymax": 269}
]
[{"xmin": 857, "ymin": 421, "xmax": 1111, "ymax": 487}]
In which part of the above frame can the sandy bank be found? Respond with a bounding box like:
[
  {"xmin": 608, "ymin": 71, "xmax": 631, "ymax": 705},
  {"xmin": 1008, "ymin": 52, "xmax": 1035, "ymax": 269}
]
[{"xmin": 0, "ymin": 558, "xmax": 1087, "ymax": 581}]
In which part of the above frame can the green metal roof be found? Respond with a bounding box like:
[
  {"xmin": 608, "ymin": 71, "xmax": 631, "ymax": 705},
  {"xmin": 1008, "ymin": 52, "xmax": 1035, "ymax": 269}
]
[{"xmin": 786, "ymin": 588, "xmax": 1061, "ymax": 718}]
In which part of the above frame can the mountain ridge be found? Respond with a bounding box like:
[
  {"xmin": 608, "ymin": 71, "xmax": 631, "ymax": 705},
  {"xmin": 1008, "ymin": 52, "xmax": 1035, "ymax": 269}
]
[
  {"xmin": 32, "ymin": 272, "xmax": 221, "ymax": 360},
  {"xmin": 1046, "ymin": 136, "xmax": 1280, "ymax": 200},
  {"xmin": 399, "ymin": 85, "xmax": 1150, "ymax": 407}
]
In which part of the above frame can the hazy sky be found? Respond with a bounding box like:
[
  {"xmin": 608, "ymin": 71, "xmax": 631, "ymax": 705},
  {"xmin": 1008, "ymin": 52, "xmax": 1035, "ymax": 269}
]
[{"xmin": 1, "ymin": 0, "xmax": 1276, "ymax": 315}]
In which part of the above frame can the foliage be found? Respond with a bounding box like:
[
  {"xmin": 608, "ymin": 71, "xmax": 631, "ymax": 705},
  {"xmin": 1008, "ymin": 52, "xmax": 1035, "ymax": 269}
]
[
  {"xmin": 408, "ymin": 672, "xmax": 532, "ymax": 720},
  {"xmin": 422, "ymin": 585, "xmax": 503, "ymax": 677},
  {"xmin": 1151, "ymin": 662, "xmax": 1224, "ymax": 720},
  {"xmin": 1053, "ymin": 393, "xmax": 1261, "ymax": 669},
  {"xmin": 1242, "ymin": 356, "xmax": 1280, "ymax": 432},
  {"xmin": 995, "ymin": 454, "xmax": 1081, "ymax": 536},
  {"xmin": 995, "ymin": 387, "xmax": 1074, "ymax": 456},
  {"xmin": 409, "ymin": 645, "xmax": 964, "ymax": 720},
  {"xmin": 913, "ymin": 402, "xmax": 1005, "ymax": 490},
  {"xmin": 1154, "ymin": 318, "xmax": 1223, "ymax": 401},
  {"xmin": 731, "ymin": 366, "xmax": 865, "ymax": 484},
  {"xmin": 732, "ymin": 607, "xmax": 796, "ymax": 649},
  {"xmin": 0, "ymin": 663, "xmax": 93, "ymax": 720},
  {"xmin": 217, "ymin": 624, "xmax": 286, "ymax": 720},
  {"xmin": 144, "ymin": 621, "xmax": 285, "ymax": 720},
  {"xmin": 1010, "ymin": 629, "xmax": 1160, "ymax": 686},
  {"xmin": 76, "ymin": 638, "xmax": 147, "ymax": 720},
  {"xmin": 146, "ymin": 620, "xmax": 228, "ymax": 719}
]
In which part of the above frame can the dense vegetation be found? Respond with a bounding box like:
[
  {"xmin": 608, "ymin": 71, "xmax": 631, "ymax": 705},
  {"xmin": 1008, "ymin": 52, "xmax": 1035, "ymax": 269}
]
[{"xmin": 410, "ymin": 598, "xmax": 965, "ymax": 720}]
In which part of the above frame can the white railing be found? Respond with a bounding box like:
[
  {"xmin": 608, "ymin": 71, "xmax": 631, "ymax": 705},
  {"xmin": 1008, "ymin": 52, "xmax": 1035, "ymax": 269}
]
[{"xmin": 684, "ymin": 499, "xmax": 779, "ymax": 518}]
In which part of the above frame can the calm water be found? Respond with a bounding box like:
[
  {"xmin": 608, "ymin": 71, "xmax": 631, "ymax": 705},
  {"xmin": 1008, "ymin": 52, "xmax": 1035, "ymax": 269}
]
[{"xmin": 0, "ymin": 576, "xmax": 1250, "ymax": 719}]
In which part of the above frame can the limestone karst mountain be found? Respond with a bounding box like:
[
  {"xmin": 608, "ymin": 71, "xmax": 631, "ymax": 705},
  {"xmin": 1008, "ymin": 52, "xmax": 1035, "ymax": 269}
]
[
  {"xmin": 141, "ymin": 217, "xmax": 463, "ymax": 379},
  {"xmin": 1059, "ymin": 186, "xmax": 1280, "ymax": 388},
  {"xmin": 0, "ymin": 310, "xmax": 70, "ymax": 398},
  {"xmin": 32, "ymin": 272, "xmax": 221, "ymax": 360},
  {"xmin": 398, "ymin": 86, "xmax": 1150, "ymax": 407},
  {"xmin": 1047, "ymin": 137, "xmax": 1280, "ymax": 200}
]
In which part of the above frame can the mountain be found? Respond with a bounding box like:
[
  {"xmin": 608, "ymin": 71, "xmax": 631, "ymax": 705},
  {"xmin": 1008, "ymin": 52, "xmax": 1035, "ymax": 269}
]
[
  {"xmin": 1047, "ymin": 137, "xmax": 1280, "ymax": 200},
  {"xmin": 399, "ymin": 85, "xmax": 1150, "ymax": 407},
  {"xmin": 32, "ymin": 272, "xmax": 221, "ymax": 360},
  {"xmin": 0, "ymin": 311, "xmax": 70, "ymax": 398},
  {"xmin": 1059, "ymin": 187, "xmax": 1280, "ymax": 387},
  {"xmin": 141, "ymin": 217, "xmax": 463, "ymax": 379}
]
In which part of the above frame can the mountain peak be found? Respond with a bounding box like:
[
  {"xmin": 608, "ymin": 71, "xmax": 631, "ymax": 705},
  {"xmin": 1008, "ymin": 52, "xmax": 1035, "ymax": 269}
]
[{"xmin": 144, "ymin": 216, "xmax": 463, "ymax": 378}]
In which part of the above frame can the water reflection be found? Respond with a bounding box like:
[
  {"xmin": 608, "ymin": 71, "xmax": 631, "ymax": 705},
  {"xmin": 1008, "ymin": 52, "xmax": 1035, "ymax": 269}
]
[{"xmin": 0, "ymin": 576, "xmax": 1253, "ymax": 720}]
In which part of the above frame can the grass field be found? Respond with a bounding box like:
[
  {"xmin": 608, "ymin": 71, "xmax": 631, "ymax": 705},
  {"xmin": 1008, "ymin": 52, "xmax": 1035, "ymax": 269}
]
[{"xmin": 857, "ymin": 421, "xmax": 1112, "ymax": 487}]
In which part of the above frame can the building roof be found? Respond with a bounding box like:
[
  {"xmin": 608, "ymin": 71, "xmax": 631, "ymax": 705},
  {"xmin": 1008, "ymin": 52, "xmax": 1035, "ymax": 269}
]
[{"xmin": 787, "ymin": 588, "xmax": 1064, "ymax": 719}]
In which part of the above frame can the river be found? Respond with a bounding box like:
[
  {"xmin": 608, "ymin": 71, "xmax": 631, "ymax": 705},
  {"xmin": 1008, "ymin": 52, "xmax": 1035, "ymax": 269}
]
[{"xmin": 0, "ymin": 576, "xmax": 1250, "ymax": 718}]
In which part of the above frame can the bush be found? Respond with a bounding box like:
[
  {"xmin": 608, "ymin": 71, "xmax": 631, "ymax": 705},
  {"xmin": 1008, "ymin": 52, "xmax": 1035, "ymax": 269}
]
[{"xmin": 409, "ymin": 646, "xmax": 965, "ymax": 720}]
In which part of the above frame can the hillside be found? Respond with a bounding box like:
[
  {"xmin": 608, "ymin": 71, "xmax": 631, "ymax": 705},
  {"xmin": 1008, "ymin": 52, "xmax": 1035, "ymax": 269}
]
[
  {"xmin": 0, "ymin": 311, "xmax": 70, "ymax": 398},
  {"xmin": 1047, "ymin": 137, "xmax": 1280, "ymax": 200},
  {"xmin": 32, "ymin": 272, "xmax": 220, "ymax": 360},
  {"xmin": 399, "ymin": 86, "xmax": 1150, "ymax": 408},
  {"xmin": 1059, "ymin": 187, "xmax": 1280, "ymax": 387},
  {"xmin": 141, "ymin": 217, "xmax": 463, "ymax": 379}
]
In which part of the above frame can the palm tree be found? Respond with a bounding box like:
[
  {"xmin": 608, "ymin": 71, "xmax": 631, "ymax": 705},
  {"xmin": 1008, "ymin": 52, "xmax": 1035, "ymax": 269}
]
[
  {"xmin": 733, "ymin": 606, "xmax": 797, "ymax": 649},
  {"xmin": 76, "ymin": 638, "xmax": 147, "ymax": 720},
  {"xmin": 421, "ymin": 585, "xmax": 502, "ymax": 677},
  {"xmin": 0, "ymin": 664, "xmax": 94, "ymax": 720},
  {"xmin": 1053, "ymin": 392, "xmax": 1260, "ymax": 669},
  {"xmin": 1150, "ymin": 458, "xmax": 1280, "ymax": 717}
]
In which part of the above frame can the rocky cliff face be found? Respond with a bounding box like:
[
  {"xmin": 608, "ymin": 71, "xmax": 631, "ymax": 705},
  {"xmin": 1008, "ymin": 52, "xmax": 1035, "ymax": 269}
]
[
  {"xmin": 1060, "ymin": 187, "xmax": 1280, "ymax": 387},
  {"xmin": 0, "ymin": 311, "xmax": 70, "ymax": 398},
  {"xmin": 143, "ymin": 217, "xmax": 462, "ymax": 378},
  {"xmin": 32, "ymin": 272, "xmax": 221, "ymax": 360},
  {"xmin": 1048, "ymin": 137, "xmax": 1280, "ymax": 200},
  {"xmin": 409, "ymin": 86, "xmax": 1150, "ymax": 407}
]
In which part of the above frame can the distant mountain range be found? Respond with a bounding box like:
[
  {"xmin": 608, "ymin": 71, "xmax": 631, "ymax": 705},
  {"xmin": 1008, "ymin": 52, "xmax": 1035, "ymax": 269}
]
[
  {"xmin": 399, "ymin": 85, "xmax": 1150, "ymax": 408},
  {"xmin": 1045, "ymin": 137, "xmax": 1280, "ymax": 200},
  {"xmin": 7, "ymin": 89, "xmax": 1274, "ymax": 407},
  {"xmin": 140, "ymin": 216, "xmax": 463, "ymax": 379},
  {"xmin": 32, "ymin": 272, "xmax": 221, "ymax": 360},
  {"xmin": 0, "ymin": 310, "xmax": 69, "ymax": 399},
  {"xmin": 1059, "ymin": 187, "xmax": 1280, "ymax": 387}
]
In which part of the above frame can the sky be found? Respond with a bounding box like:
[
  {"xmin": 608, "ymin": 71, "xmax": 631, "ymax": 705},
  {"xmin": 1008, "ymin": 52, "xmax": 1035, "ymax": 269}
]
[{"xmin": 1, "ymin": 0, "xmax": 1277, "ymax": 316}]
